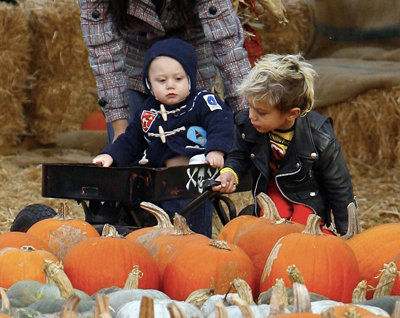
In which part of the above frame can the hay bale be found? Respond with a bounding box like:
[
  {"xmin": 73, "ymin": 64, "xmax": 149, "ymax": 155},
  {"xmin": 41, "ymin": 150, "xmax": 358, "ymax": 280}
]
[
  {"xmin": 243, "ymin": 0, "xmax": 313, "ymax": 55},
  {"xmin": 319, "ymin": 85, "xmax": 400, "ymax": 169},
  {"xmin": 23, "ymin": 0, "xmax": 98, "ymax": 144},
  {"xmin": 0, "ymin": 3, "xmax": 31, "ymax": 148}
]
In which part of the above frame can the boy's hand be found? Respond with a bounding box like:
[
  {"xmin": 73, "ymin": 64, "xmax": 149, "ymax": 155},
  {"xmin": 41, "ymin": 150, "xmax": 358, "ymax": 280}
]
[
  {"xmin": 92, "ymin": 154, "xmax": 114, "ymax": 167},
  {"xmin": 212, "ymin": 171, "xmax": 236, "ymax": 193},
  {"xmin": 206, "ymin": 150, "xmax": 225, "ymax": 169}
]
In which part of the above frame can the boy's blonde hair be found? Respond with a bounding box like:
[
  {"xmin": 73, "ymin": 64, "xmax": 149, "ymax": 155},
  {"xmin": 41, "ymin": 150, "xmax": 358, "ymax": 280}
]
[{"xmin": 238, "ymin": 53, "xmax": 317, "ymax": 116}]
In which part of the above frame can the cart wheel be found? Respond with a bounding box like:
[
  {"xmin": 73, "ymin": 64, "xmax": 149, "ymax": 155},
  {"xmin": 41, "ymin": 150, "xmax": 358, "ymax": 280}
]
[
  {"xmin": 10, "ymin": 204, "xmax": 57, "ymax": 232},
  {"xmin": 238, "ymin": 204, "xmax": 256, "ymax": 216}
]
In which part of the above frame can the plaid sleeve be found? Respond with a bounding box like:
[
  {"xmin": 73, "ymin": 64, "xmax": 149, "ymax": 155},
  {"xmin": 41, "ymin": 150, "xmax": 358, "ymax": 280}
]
[
  {"xmin": 198, "ymin": 0, "xmax": 251, "ymax": 113},
  {"xmin": 78, "ymin": 0, "xmax": 129, "ymax": 122}
]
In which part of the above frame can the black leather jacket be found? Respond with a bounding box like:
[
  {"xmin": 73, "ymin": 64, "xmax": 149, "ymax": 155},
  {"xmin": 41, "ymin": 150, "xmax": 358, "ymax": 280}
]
[{"xmin": 226, "ymin": 109, "xmax": 355, "ymax": 234}]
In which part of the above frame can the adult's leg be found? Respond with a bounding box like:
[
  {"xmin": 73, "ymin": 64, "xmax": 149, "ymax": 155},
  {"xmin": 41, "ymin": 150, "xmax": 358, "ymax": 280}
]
[{"xmin": 106, "ymin": 90, "xmax": 148, "ymax": 144}]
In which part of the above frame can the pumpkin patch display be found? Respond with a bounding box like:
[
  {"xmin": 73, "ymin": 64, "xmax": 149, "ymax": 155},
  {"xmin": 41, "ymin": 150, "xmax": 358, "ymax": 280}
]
[
  {"xmin": 0, "ymin": 246, "xmax": 58, "ymax": 289},
  {"xmin": 62, "ymin": 225, "xmax": 160, "ymax": 295},
  {"xmin": 162, "ymin": 239, "xmax": 256, "ymax": 301},
  {"xmin": 259, "ymin": 214, "xmax": 361, "ymax": 303}
]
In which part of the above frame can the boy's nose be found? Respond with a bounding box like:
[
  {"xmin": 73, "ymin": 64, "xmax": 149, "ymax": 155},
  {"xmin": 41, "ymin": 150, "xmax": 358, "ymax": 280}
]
[{"xmin": 166, "ymin": 80, "xmax": 175, "ymax": 89}]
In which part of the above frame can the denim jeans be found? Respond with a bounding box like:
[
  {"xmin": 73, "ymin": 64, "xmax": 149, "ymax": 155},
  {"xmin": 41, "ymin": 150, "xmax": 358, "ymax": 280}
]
[
  {"xmin": 106, "ymin": 89, "xmax": 148, "ymax": 144},
  {"xmin": 107, "ymin": 89, "xmax": 214, "ymax": 238},
  {"xmin": 158, "ymin": 198, "xmax": 213, "ymax": 238}
]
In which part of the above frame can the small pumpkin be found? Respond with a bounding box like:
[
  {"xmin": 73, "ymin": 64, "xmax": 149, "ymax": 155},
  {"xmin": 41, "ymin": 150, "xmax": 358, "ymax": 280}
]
[
  {"xmin": 0, "ymin": 231, "xmax": 50, "ymax": 252},
  {"xmin": 26, "ymin": 202, "xmax": 100, "ymax": 259},
  {"xmin": 81, "ymin": 109, "xmax": 107, "ymax": 131},
  {"xmin": 62, "ymin": 224, "xmax": 160, "ymax": 295},
  {"xmin": 0, "ymin": 246, "xmax": 58, "ymax": 289}
]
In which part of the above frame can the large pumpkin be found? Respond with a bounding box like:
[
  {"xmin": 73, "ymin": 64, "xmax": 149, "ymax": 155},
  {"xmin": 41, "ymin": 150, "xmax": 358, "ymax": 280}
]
[
  {"xmin": 27, "ymin": 202, "xmax": 100, "ymax": 259},
  {"xmin": 0, "ymin": 231, "xmax": 50, "ymax": 252},
  {"xmin": 143, "ymin": 213, "xmax": 209, "ymax": 286},
  {"xmin": 62, "ymin": 225, "xmax": 160, "ymax": 295},
  {"xmin": 259, "ymin": 214, "xmax": 361, "ymax": 303},
  {"xmin": 0, "ymin": 246, "xmax": 58, "ymax": 289},
  {"xmin": 163, "ymin": 239, "xmax": 256, "ymax": 301},
  {"xmin": 347, "ymin": 223, "xmax": 400, "ymax": 299},
  {"xmin": 217, "ymin": 193, "xmax": 305, "ymax": 297}
]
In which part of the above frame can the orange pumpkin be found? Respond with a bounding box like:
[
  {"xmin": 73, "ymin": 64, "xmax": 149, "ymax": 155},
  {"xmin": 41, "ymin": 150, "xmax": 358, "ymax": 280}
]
[
  {"xmin": 81, "ymin": 110, "xmax": 107, "ymax": 131},
  {"xmin": 259, "ymin": 214, "xmax": 361, "ymax": 303},
  {"xmin": 62, "ymin": 226, "xmax": 160, "ymax": 295},
  {"xmin": 0, "ymin": 246, "xmax": 58, "ymax": 289},
  {"xmin": 125, "ymin": 202, "xmax": 175, "ymax": 246},
  {"xmin": 27, "ymin": 202, "xmax": 100, "ymax": 259},
  {"xmin": 163, "ymin": 239, "xmax": 255, "ymax": 301},
  {"xmin": 347, "ymin": 223, "xmax": 400, "ymax": 299},
  {"xmin": 218, "ymin": 193, "xmax": 305, "ymax": 296},
  {"xmin": 144, "ymin": 213, "xmax": 209, "ymax": 285},
  {"xmin": 0, "ymin": 231, "xmax": 50, "ymax": 252}
]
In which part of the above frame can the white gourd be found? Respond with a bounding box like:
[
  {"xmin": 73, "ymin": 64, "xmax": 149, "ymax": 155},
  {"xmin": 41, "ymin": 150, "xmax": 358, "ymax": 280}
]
[
  {"xmin": 107, "ymin": 289, "xmax": 170, "ymax": 313},
  {"xmin": 116, "ymin": 299, "xmax": 204, "ymax": 318}
]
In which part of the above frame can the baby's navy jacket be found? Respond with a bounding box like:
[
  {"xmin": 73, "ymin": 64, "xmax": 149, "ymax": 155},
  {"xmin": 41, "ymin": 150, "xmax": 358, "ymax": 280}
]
[{"xmin": 101, "ymin": 90, "xmax": 234, "ymax": 167}]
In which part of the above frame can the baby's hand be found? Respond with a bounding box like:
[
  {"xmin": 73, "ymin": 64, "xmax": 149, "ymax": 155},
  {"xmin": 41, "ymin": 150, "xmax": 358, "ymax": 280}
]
[
  {"xmin": 206, "ymin": 150, "xmax": 224, "ymax": 169},
  {"xmin": 92, "ymin": 154, "xmax": 113, "ymax": 167},
  {"xmin": 212, "ymin": 171, "xmax": 236, "ymax": 193}
]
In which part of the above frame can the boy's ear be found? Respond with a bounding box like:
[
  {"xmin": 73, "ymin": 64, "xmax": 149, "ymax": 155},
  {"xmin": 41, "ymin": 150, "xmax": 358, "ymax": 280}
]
[{"xmin": 287, "ymin": 107, "xmax": 301, "ymax": 120}]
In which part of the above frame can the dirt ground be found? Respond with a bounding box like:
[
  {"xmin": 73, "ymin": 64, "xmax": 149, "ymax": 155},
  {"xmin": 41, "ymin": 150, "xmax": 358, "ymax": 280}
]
[{"xmin": 0, "ymin": 136, "xmax": 399, "ymax": 236}]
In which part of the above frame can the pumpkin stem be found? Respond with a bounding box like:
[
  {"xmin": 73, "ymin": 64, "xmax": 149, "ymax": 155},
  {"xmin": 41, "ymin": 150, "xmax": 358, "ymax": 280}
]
[
  {"xmin": 94, "ymin": 294, "xmax": 112, "ymax": 318},
  {"xmin": 215, "ymin": 300, "xmax": 228, "ymax": 318},
  {"xmin": 287, "ymin": 264, "xmax": 305, "ymax": 285},
  {"xmin": 292, "ymin": 282, "xmax": 311, "ymax": 313},
  {"xmin": 372, "ymin": 261, "xmax": 400, "ymax": 298},
  {"xmin": 167, "ymin": 302, "xmax": 186, "ymax": 318},
  {"xmin": 101, "ymin": 224, "xmax": 123, "ymax": 238},
  {"xmin": 43, "ymin": 259, "xmax": 75, "ymax": 299},
  {"xmin": 269, "ymin": 278, "xmax": 288, "ymax": 315},
  {"xmin": 173, "ymin": 213, "xmax": 194, "ymax": 235},
  {"xmin": 140, "ymin": 202, "xmax": 173, "ymax": 228},
  {"xmin": 392, "ymin": 300, "xmax": 400, "ymax": 318},
  {"xmin": 231, "ymin": 278, "xmax": 255, "ymax": 305},
  {"xmin": 341, "ymin": 202, "xmax": 361, "ymax": 239},
  {"xmin": 56, "ymin": 202, "xmax": 72, "ymax": 220},
  {"xmin": 0, "ymin": 287, "xmax": 11, "ymax": 314},
  {"xmin": 59, "ymin": 294, "xmax": 80, "ymax": 318},
  {"xmin": 185, "ymin": 288, "xmax": 215, "ymax": 309},
  {"xmin": 231, "ymin": 294, "xmax": 255, "ymax": 318},
  {"xmin": 139, "ymin": 296, "xmax": 154, "ymax": 318},
  {"xmin": 124, "ymin": 265, "xmax": 143, "ymax": 289},
  {"xmin": 209, "ymin": 240, "xmax": 232, "ymax": 251},
  {"xmin": 256, "ymin": 192, "xmax": 283, "ymax": 222},
  {"xmin": 20, "ymin": 245, "xmax": 36, "ymax": 252},
  {"xmin": 301, "ymin": 214, "xmax": 324, "ymax": 235},
  {"xmin": 351, "ymin": 280, "xmax": 367, "ymax": 303}
]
